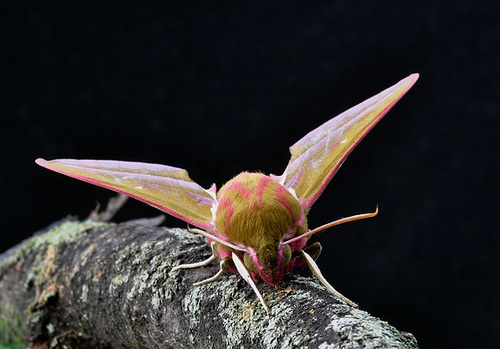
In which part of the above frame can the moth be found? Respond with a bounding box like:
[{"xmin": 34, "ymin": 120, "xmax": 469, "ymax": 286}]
[{"xmin": 36, "ymin": 73, "xmax": 419, "ymax": 314}]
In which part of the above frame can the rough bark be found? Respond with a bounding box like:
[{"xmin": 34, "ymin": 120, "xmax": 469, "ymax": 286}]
[{"xmin": 0, "ymin": 218, "xmax": 419, "ymax": 348}]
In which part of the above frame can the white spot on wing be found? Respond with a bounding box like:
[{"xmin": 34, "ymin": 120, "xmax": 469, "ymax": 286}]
[
  {"xmin": 288, "ymin": 187, "xmax": 298, "ymax": 200},
  {"xmin": 211, "ymin": 201, "xmax": 218, "ymax": 222}
]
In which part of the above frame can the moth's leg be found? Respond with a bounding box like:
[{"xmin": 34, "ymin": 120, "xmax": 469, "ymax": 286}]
[
  {"xmin": 300, "ymin": 250, "xmax": 359, "ymax": 308},
  {"xmin": 193, "ymin": 257, "xmax": 228, "ymax": 286},
  {"xmin": 232, "ymin": 252, "xmax": 270, "ymax": 315},
  {"xmin": 172, "ymin": 241, "xmax": 218, "ymax": 272}
]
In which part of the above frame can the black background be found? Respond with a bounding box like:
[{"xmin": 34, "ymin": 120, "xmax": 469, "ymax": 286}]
[{"xmin": 1, "ymin": 2, "xmax": 498, "ymax": 348}]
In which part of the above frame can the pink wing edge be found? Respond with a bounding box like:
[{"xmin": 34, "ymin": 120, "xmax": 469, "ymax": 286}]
[
  {"xmin": 276, "ymin": 73, "xmax": 419, "ymax": 209},
  {"xmin": 35, "ymin": 158, "xmax": 217, "ymax": 231}
]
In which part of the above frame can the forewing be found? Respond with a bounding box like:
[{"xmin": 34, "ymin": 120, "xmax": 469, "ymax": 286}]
[
  {"xmin": 280, "ymin": 74, "xmax": 419, "ymax": 210},
  {"xmin": 36, "ymin": 159, "xmax": 216, "ymax": 230}
]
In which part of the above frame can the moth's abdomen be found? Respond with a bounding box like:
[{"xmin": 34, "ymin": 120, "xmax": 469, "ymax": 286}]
[{"xmin": 215, "ymin": 172, "xmax": 307, "ymax": 251}]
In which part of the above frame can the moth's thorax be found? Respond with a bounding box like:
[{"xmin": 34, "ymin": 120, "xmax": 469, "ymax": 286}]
[{"xmin": 215, "ymin": 172, "xmax": 308, "ymax": 283}]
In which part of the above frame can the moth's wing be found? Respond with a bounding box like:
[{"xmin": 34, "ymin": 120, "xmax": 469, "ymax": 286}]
[
  {"xmin": 35, "ymin": 159, "xmax": 216, "ymax": 230},
  {"xmin": 279, "ymin": 73, "xmax": 419, "ymax": 210}
]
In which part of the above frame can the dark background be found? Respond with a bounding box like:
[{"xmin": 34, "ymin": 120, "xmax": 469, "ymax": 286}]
[{"xmin": 1, "ymin": 1, "xmax": 498, "ymax": 348}]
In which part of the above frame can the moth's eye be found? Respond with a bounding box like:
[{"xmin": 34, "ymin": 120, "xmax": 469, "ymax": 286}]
[
  {"xmin": 243, "ymin": 253, "xmax": 259, "ymax": 273},
  {"xmin": 282, "ymin": 244, "xmax": 292, "ymax": 265}
]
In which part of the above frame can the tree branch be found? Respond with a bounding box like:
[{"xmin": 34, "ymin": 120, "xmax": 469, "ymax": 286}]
[{"xmin": 0, "ymin": 219, "xmax": 419, "ymax": 348}]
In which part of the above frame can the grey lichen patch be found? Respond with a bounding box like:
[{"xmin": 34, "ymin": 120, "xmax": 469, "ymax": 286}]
[
  {"xmin": 127, "ymin": 269, "xmax": 149, "ymax": 300},
  {"xmin": 182, "ymin": 269, "xmax": 391, "ymax": 348},
  {"xmin": 319, "ymin": 311, "xmax": 418, "ymax": 348},
  {"xmin": 80, "ymin": 284, "xmax": 89, "ymax": 303},
  {"xmin": 182, "ymin": 279, "xmax": 223, "ymax": 334},
  {"xmin": 146, "ymin": 256, "xmax": 175, "ymax": 307},
  {"xmin": 46, "ymin": 322, "xmax": 55, "ymax": 335},
  {"xmin": 220, "ymin": 281, "xmax": 314, "ymax": 348},
  {"xmin": 180, "ymin": 272, "xmax": 318, "ymax": 348},
  {"xmin": 109, "ymin": 273, "xmax": 129, "ymax": 297},
  {"xmin": 124, "ymin": 243, "xmax": 179, "ymax": 307},
  {"xmin": 167, "ymin": 227, "xmax": 206, "ymax": 245}
]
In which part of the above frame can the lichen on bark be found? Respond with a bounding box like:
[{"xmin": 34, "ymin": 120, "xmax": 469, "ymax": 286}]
[{"xmin": 0, "ymin": 219, "xmax": 419, "ymax": 348}]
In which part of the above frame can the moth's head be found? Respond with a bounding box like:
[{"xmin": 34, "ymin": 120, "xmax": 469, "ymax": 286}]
[{"xmin": 243, "ymin": 243, "xmax": 293, "ymax": 285}]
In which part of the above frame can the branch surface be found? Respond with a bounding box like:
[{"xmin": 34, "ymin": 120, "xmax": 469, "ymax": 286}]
[{"xmin": 0, "ymin": 219, "xmax": 419, "ymax": 348}]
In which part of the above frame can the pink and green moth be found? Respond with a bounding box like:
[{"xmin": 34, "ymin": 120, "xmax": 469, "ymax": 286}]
[{"xmin": 36, "ymin": 73, "xmax": 419, "ymax": 314}]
